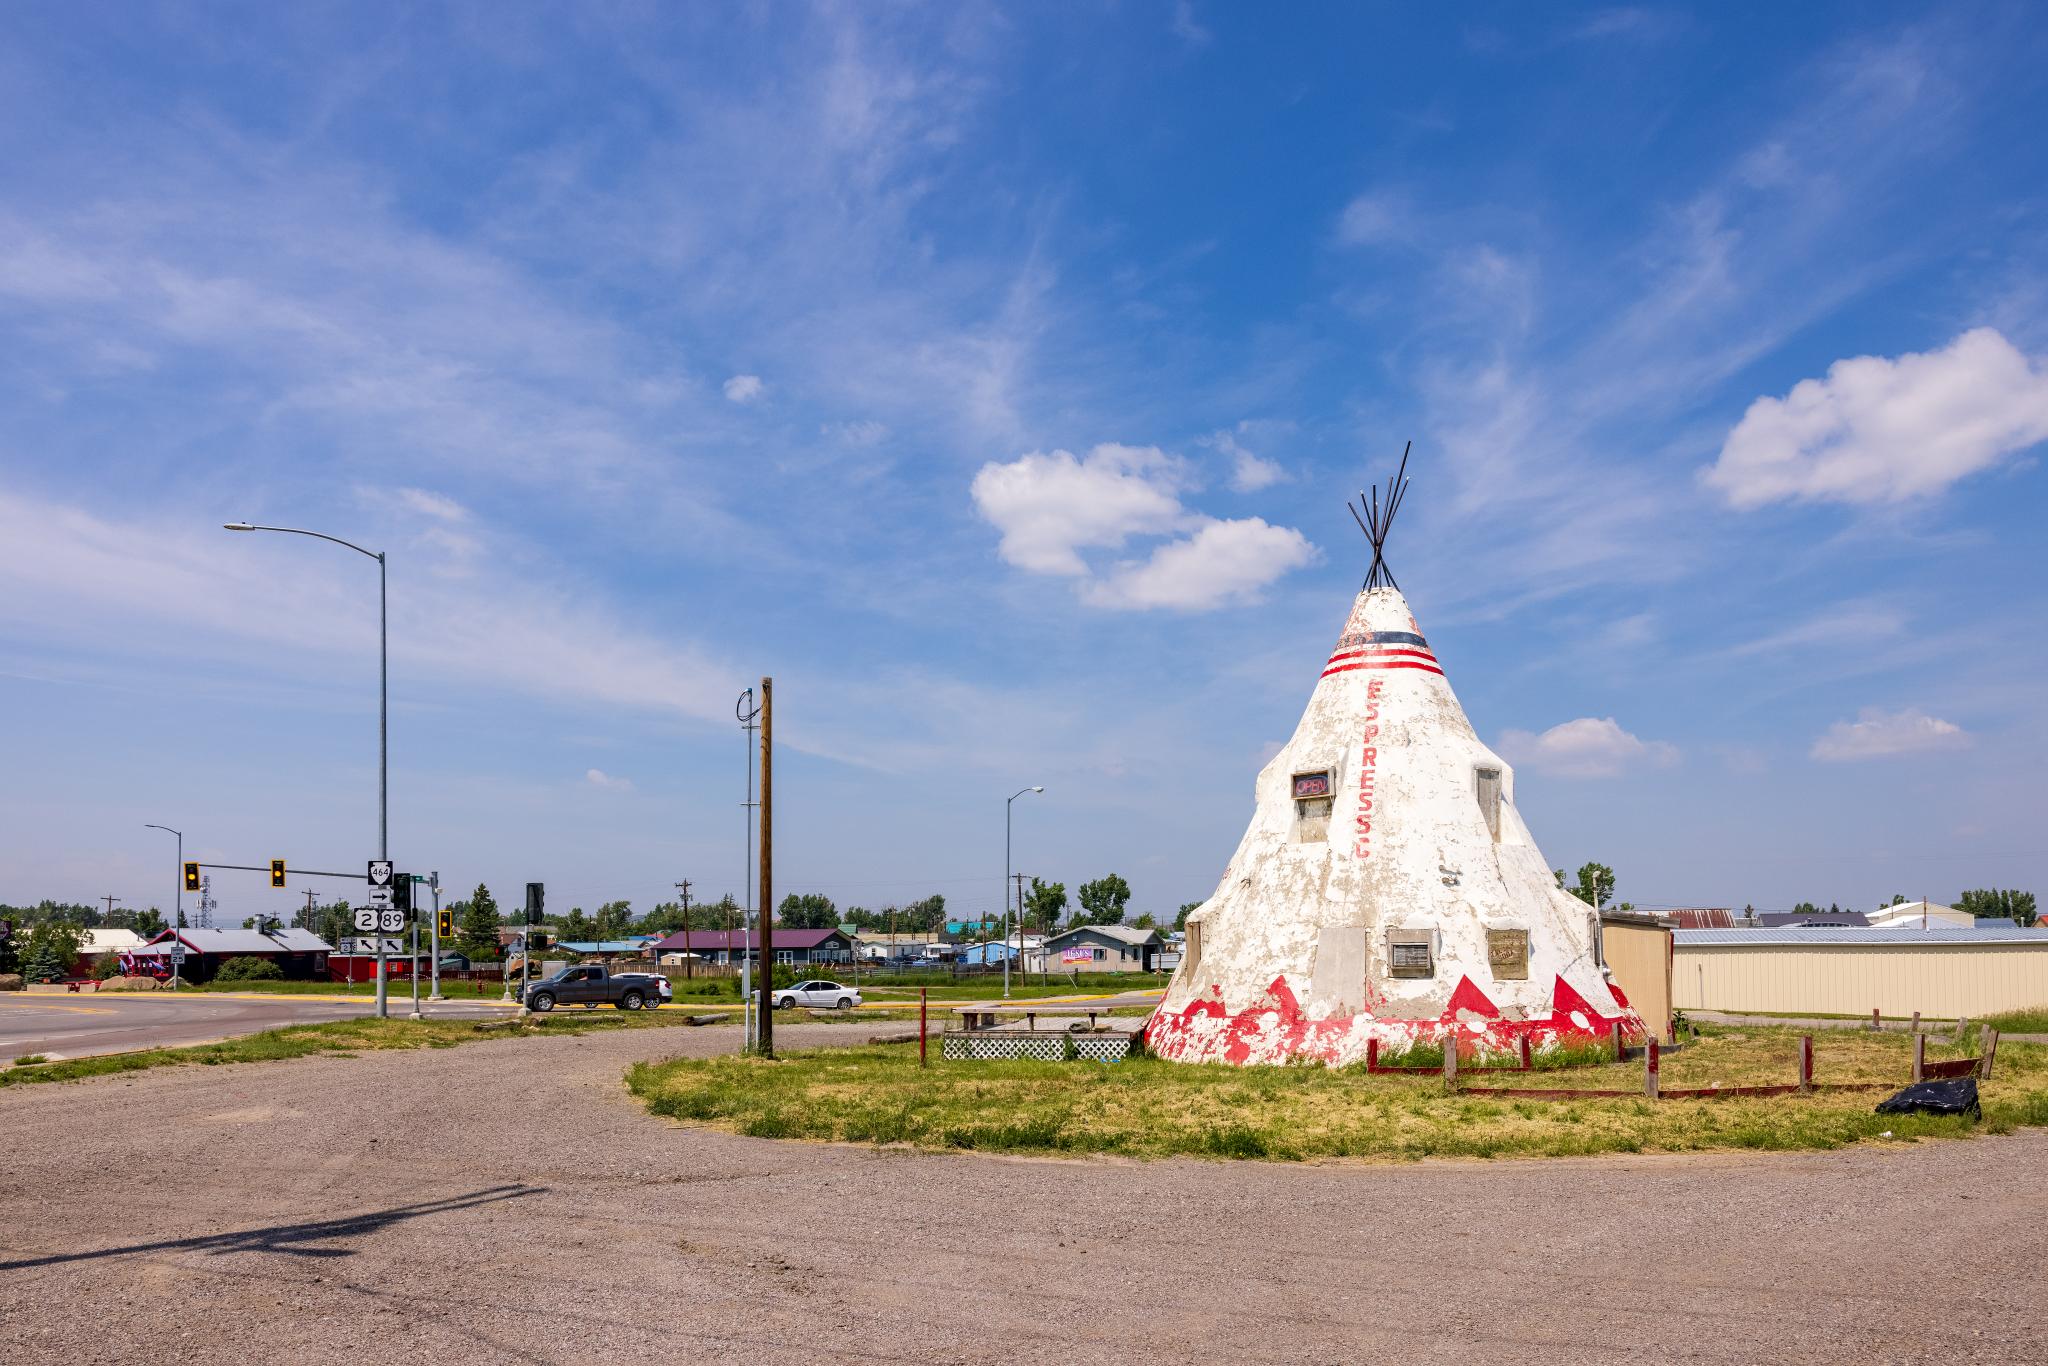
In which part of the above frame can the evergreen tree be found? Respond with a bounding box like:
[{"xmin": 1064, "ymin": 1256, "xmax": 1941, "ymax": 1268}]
[
  {"xmin": 1175, "ymin": 901, "xmax": 1203, "ymax": 930},
  {"xmin": 459, "ymin": 884, "xmax": 502, "ymax": 956}
]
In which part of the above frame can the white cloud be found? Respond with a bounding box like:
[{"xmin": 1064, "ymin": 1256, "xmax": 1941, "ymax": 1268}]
[
  {"xmin": 971, "ymin": 443, "xmax": 1316, "ymax": 609},
  {"xmin": 1497, "ymin": 717, "xmax": 1679, "ymax": 778},
  {"xmin": 822, "ymin": 419, "xmax": 889, "ymax": 446},
  {"xmin": 1810, "ymin": 707, "xmax": 1968, "ymax": 762},
  {"xmin": 1084, "ymin": 518, "xmax": 1317, "ymax": 611},
  {"xmin": 584, "ymin": 768, "xmax": 634, "ymax": 791},
  {"xmin": 723, "ymin": 374, "xmax": 766, "ymax": 403},
  {"xmin": 1336, "ymin": 189, "xmax": 1413, "ymax": 247},
  {"xmin": 1705, "ymin": 328, "xmax": 2048, "ymax": 508},
  {"xmin": 1170, "ymin": 0, "xmax": 1211, "ymax": 47},
  {"xmin": 1208, "ymin": 430, "xmax": 1287, "ymax": 492},
  {"xmin": 969, "ymin": 444, "xmax": 1190, "ymax": 575}
]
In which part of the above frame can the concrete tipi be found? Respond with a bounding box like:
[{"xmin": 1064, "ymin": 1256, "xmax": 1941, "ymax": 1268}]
[{"xmin": 1147, "ymin": 453, "xmax": 1645, "ymax": 1066}]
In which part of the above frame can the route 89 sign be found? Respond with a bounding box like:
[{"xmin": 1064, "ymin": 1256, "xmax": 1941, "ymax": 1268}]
[{"xmin": 351, "ymin": 906, "xmax": 407, "ymax": 934}]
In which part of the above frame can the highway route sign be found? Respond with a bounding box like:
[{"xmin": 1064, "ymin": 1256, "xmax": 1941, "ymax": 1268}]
[
  {"xmin": 353, "ymin": 907, "xmax": 379, "ymax": 932},
  {"xmin": 367, "ymin": 859, "xmax": 394, "ymax": 889},
  {"xmin": 379, "ymin": 908, "xmax": 405, "ymax": 933}
]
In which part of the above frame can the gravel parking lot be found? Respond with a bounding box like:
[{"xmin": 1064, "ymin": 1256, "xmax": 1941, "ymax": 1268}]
[{"xmin": 1, "ymin": 1022, "xmax": 2042, "ymax": 1365}]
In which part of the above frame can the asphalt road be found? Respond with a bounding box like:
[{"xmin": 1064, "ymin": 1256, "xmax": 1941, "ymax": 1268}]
[
  {"xmin": 0, "ymin": 990, "xmax": 509, "ymax": 1061},
  {"xmin": 1, "ymin": 1020, "xmax": 2042, "ymax": 1364}
]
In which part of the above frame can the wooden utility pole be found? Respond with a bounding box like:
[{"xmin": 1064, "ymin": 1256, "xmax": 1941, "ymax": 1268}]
[
  {"xmin": 674, "ymin": 880, "xmax": 693, "ymax": 978},
  {"xmin": 757, "ymin": 676, "xmax": 774, "ymax": 1057}
]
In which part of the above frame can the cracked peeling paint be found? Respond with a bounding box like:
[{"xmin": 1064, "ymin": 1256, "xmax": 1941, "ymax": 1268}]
[{"xmin": 1148, "ymin": 586, "xmax": 1647, "ymax": 1066}]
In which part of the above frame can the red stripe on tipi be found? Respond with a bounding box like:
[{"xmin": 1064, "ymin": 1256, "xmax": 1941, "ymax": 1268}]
[
  {"xmin": 1325, "ymin": 647, "xmax": 1437, "ymax": 666},
  {"xmin": 1321, "ymin": 660, "xmax": 1445, "ymax": 679}
]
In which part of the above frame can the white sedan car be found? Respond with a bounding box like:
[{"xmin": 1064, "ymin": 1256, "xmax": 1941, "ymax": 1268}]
[{"xmin": 774, "ymin": 980, "xmax": 862, "ymax": 1010}]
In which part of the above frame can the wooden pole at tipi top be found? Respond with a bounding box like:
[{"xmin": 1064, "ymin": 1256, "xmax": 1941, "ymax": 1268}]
[{"xmin": 757, "ymin": 676, "xmax": 774, "ymax": 1058}]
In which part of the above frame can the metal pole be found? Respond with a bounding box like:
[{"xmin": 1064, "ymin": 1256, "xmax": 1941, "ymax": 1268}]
[
  {"xmin": 738, "ymin": 689, "xmax": 759, "ymax": 1052},
  {"xmin": 145, "ymin": 825, "xmax": 184, "ymax": 989},
  {"xmin": 429, "ymin": 872, "xmax": 443, "ymax": 1000},
  {"xmin": 375, "ymin": 551, "xmax": 388, "ymax": 1020},
  {"xmin": 408, "ymin": 879, "xmax": 422, "ymax": 1020},
  {"xmin": 757, "ymin": 676, "xmax": 774, "ymax": 1058},
  {"xmin": 1004, "ymin": 796, "xmax": 1012, "ymax": 1000}
]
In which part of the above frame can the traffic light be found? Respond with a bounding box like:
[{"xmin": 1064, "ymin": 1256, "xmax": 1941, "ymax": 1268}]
[
  {"xmin": 270, "ymin": 858, "xmax": 286, "ymax": 889},
  {"xmin": 393, "ymin": 875, "xmax": 413, "ymax": 916},
  {"xmin": 527, "ymin": 930, "xmax": 553, "ymax": 951},
  {"xmin": 524, "ymin": 882, "xmax": 545, "ymax": 925},
  {"xmin": 436, "ymin": 908, "xmax": 453, "ymax": 938},
  {"xmin": 184, "ymin": 862, "xmax": 201, "ymax": 892}
]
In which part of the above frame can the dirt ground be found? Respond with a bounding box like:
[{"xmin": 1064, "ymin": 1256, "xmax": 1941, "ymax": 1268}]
[{"xmin": 1, "ymin": 1023, "xmax": 2042, "ymax": 1365}]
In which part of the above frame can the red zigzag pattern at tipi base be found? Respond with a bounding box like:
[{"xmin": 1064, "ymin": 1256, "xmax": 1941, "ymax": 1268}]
[{"xmin": 1143, "ymin": 974, "xmax": 1645, "ymax": 1067}]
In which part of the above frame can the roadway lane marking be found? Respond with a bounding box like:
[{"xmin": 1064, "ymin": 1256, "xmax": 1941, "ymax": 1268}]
[{"xmin": 0, "ymin": 1000, "xmax": 117, "ymax": 1016}]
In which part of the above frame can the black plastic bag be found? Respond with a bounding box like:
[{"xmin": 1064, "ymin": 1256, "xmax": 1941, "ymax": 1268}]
[{"xmin": 1875, "ymin": 1076, "xmax": 1981, "ymax": 1121}]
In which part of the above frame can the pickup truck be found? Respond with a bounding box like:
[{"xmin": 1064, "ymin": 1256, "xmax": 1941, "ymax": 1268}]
[{"xmin": 523, "ymin": 965, "xmax": 672, "ymax": 1013}]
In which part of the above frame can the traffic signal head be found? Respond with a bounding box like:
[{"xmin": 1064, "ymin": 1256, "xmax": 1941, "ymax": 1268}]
[
  {"xmin": 437, "ymin": 908, "xmax": 453, "ymax": 938},
  {"xmin": 270, "ymin": 858, "xmax": 286, "ymax": 889},
  {"xmin": 525, "ymin": 882, "xmax": 545, "ymax": 925},
  {"xmin": 393, "ymin": 876, "xmax": 413, "ymax": 915},
  {"xmin": 184, "ymin": 862, "xmax": 201, "ymax": 892}
]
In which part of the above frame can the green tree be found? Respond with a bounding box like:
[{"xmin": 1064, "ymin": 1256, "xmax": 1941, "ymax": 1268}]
[
  {"xmin": 1957, "ymin": 888, "xmax": 2038, "ymax": 927},
  {"xmin": 902, "ymin": 894, "xmax": 946, "ymax": 932},
  {"xmin": 460, "ymin": 884, "xmax": 502, "ymax": 956},
  {"xmin": 0, "ymin": 918, "xmax": 19, "ymax": 975},
  {"xmin": 593, "ymin": 900, "xmax": 634, "ymax": 941},
  {"xmin": 1566, "ymin": 862, "xmax": 1615, "ymax": 911},
  {"xmin": 1076, "ymin": 874, "xmax": 1132, "ymax": 926},
  {"xmin": 1791, "ymin": 901, "xmax": 1821, "ymax": 917},
  {"xmin": 134, "ymin": 908, "xmax": 166, "ymax": 937},
  {"xmin": 557, "ymin": 907, "xmax": 595, "ymax": 942},
  {"xmin": 1175, "ymin": 901, "xmax": 1203, "ymax": 930},
  {"xmin": 1025, "ymin": 879, "xmax": 1067, "ymax": 935},
  {"xmin": 20, "ymin": 921, "xmax": 84, "ymax": 981},
  {"xmin": 777, "ymin": 893, "xmax": 838, "ymax": 929},
  {"xmin": 1882, "ymin": 893, "xmax": 1908, "ymax": 908},
  {"xmin": 1132, "ymin": 911, "xmax": 1157, "ymax": 929}
]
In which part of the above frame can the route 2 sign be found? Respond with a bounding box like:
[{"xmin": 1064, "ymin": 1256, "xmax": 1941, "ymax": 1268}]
[{"xmin": 353, "ymin": 906, "xmax": 379, "ymax": 932}]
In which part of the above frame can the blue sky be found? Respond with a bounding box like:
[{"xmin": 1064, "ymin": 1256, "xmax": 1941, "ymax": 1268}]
[{"xmin": 3, "ymin": 3, "xmax": 2046, "ymax": 925}]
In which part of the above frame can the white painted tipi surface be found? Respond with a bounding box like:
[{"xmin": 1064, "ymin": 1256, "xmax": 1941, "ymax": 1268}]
[{"xmin": 1146, "ymin": 583, "xmax": 1646, "ymax": 1066}]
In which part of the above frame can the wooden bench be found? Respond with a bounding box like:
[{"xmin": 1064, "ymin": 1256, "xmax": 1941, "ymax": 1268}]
[{"xmin": 951, "ymin": 1004, "xmax": 1112, "ymax": 1034}]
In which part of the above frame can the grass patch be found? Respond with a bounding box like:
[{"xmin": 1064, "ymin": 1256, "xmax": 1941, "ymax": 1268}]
[
  {"xmin": 0, "ymin": 1009, "xmax": 699, "ymax": 1089},
  {"xmin": 626, "ymin": 1028, "xmax": 2048, "ymax": 1163},
  {"xmin": 1982, "ymin": 1008, "xmax": 2048, "ymax": 1035}
]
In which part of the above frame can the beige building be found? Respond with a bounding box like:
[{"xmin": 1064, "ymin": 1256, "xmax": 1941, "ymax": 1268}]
[
  {"xmin": 1864, "ymin": 899, "xmax": 1974, "ymax": 930},
  {"xmin": 1673, "ymin": 927, "xmax": 2048, "ymax": 1018},
  {"xmin": 1599, "ymin": 912, "xmax": 1673, "ymax": 1040}
]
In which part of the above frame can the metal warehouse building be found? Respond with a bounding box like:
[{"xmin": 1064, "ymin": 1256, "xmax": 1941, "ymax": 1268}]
[{"xmin": 1672, "ymin": 925, "xmax": 2048, "ymax": 1018}]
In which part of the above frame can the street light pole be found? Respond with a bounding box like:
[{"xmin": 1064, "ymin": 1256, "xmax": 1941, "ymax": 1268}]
[
  {"xmin": 1004, "ymin": 786, "xmax": 1043, "ymax": 999},
  {"xmin": 143, "ymin": 824, "xmax": 182, "ymax": 988},
  {"xmin": 225, "ymin": 521, "xmax": 390, "ymax": 1018}
]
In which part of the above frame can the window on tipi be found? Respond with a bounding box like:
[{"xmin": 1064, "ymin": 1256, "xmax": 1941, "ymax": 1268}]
[
  {"xmin": 1291, "ymin": 769, "xmax": 1335, "ymax": 842},
  {"xmin": 1474, "ymin": 766, "xmax": 1503, "ymax": 841},
  {"xmin": 1387, "ymin": 928, "xmax": 1435, "ymax": 980}
]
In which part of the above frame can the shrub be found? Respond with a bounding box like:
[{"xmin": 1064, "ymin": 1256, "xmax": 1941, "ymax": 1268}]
[{"xmin": 215, "ymin": 956, "xmax": 285, "ymax": 983}]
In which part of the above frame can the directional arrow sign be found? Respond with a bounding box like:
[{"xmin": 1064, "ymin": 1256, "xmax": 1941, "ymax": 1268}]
[{"xmin": 368, "ymin": 887, "xmax": 395, "ymax": 909}]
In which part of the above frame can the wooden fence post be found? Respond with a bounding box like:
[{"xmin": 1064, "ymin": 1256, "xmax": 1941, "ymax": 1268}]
[
  {"xmin": 1644, "ymin": 1038, "xmax": 1660, "ymax": 1099},
  {"xmin": 1978, "ymin": 1028, "xmax": 2000, "ymax": 1082},
  {"xmin": 1442, "ymin": 1035, "xmax": 1459, "ymax": 1088},
  {"xmin": 1871, "ymin": 1007, "xmax": 1881, "ymax": 1030},
  {"xmin": 1910, "ymin": 1010, "xmax": 1921, "ymax": 1035},
  {"xmin": 1912, "ymin": 1033, "xmax": 1925, "ymax": 1084},
  {"xmin": 1799, "ymin": 1035, "xmax": 1813, "ymax": 1094},
  {"xmin": 1610, "ymin": 1021, "xmax": 1625, "ymax": 1062}
]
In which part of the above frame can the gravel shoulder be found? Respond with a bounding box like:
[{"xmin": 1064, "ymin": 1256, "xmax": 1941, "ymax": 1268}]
[{"xmin": 1, "ymin": 1024, "xmax": 2042, "ymax": 1365}]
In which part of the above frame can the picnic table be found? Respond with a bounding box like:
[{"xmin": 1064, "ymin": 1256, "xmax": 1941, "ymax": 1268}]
[{"xmin": 950, "ymin": 1003, "xmax": 1122, "ymax": 1034}]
